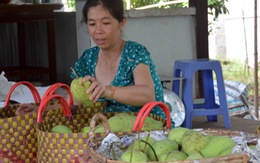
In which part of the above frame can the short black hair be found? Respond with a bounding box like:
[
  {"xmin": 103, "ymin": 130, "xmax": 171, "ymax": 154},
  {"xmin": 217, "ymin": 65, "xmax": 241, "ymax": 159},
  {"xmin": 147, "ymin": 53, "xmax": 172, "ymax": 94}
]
[{"xmin": 82, "ymin": 0, "xmax": 125, "ymax": 24}]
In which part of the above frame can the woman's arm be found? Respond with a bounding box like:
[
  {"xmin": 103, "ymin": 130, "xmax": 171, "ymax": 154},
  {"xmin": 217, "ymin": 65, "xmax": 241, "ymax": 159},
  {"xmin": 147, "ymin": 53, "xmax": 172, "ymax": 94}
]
[
  {"xmin": 109, "ymin": 63, "xmax": 155, "ymax": 106},
  {"xmin": 85, "ymin": 63, "xmax": 155, "ymax": 106}
]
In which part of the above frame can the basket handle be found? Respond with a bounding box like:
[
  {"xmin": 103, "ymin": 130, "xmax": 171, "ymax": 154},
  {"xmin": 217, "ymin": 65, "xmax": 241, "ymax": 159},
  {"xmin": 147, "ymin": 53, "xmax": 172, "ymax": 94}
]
[
  {"xmin": 87, "ymin": 113, "xmax": 110, "ymax": 147},
  {"xmin": 37, "ymin": 94, "xmax": 72, "ymax": 123},
  {"xmin": 4, "ymin": 81, "xmax": 41, "ymax": 107},
  {"xmin": 132, "ymin": 101, "xmax": 172, "ymax": 132},
  {"xmin": 42, "ymin": 83, "xmax": 74, "ymax": 106}
]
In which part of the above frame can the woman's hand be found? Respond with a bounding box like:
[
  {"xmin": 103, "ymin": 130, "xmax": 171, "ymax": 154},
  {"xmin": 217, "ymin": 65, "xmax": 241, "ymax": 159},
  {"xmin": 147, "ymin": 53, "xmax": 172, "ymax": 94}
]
[{"xmin": 82, "ymin": 76, "xmax": 107, "ymax": 102}]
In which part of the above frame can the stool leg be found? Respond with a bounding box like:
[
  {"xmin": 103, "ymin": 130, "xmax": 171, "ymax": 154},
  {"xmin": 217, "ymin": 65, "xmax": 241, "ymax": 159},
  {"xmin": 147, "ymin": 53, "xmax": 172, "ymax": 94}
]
[
  {"xmin": 181, "ymin": 70, "xmax": 194, "ymax": 129},
  {"xmin": 203, "ymin": 70, "xmax": 217, "ymax": 122},
  {"xmin": 215, "ymin": 68, "xmax": 231, "ymax": 128},
  {"xmin": 173, "ymin": 69, "xmax": 181, "ymax": 96}
]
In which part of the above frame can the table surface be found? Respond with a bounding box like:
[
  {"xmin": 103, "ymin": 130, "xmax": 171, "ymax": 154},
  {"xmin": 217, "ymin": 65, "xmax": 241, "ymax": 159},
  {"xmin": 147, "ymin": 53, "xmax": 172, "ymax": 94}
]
[{"xmin": 0, "ymin": 3, "xmax": 63, "ymax": 13}]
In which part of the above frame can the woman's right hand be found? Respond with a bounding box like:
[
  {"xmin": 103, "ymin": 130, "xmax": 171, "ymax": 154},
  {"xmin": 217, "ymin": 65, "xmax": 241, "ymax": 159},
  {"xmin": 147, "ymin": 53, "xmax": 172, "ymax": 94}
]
[{"xmin": 82, "ymin": 75, "xmax": 107, "ymax": 102}]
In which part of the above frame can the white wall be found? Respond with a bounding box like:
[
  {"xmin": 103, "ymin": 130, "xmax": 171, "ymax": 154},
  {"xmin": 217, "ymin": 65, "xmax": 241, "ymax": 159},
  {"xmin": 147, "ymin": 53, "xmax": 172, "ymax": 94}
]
[
  {"xmin": 123, "ymin": 15, "xmax": 196, "ymax": 77},
  {"xmin": 75, "ymin": 1, "xmax": 91, "ymax": 56}
]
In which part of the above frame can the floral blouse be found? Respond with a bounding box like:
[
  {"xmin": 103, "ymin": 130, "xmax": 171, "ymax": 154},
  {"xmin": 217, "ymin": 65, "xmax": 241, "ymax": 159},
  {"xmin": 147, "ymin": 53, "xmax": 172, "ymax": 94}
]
[{"xmin": 71, "ymin": 40, "xmax": 174, "ymax": 126}]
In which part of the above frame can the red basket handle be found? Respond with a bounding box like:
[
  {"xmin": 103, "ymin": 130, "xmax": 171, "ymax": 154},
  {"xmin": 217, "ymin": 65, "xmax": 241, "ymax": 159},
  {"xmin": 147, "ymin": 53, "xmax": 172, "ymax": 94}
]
[
  {"xmin": 42, "ymin": 83, "xmax": 73, "ymax": 106},
  {"xmin": 37, "ymin": 94, "xmax": 72, "ymax": 123},
  {"xmin": 132, "ymin": 101, "xmax": 172, "ymax": 132},
  {"xmin": 4, "ymin": 81, "xmax": 41, "ymax": 107}
]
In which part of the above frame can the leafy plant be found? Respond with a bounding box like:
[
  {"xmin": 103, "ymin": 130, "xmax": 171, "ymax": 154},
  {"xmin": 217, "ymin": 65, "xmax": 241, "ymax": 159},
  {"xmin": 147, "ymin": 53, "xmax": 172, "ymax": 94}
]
[
  {"xmin": 220, "ymin": 59, "xmax": 255, "ymax": 97},
  {"xmin": 65, "ymin": 0, "xmax": 229, "ymax": 20},
  {"xmin": 208, "ymin": 0, "xmax": 229, "ymax": 21},
  {"xmin": 66, "ymin": 0, "xmax": 76, "ymax": 11},
  {"xmin": 208, "ymin": 0, "xmax": 229, "ymax": 33}
]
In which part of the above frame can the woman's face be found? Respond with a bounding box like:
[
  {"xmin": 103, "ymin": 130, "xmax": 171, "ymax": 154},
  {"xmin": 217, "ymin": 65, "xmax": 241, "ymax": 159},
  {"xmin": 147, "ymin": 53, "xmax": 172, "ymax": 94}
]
[{"xmin": 87, "ymin": 5, "xmax": 125, "ymax": 50}]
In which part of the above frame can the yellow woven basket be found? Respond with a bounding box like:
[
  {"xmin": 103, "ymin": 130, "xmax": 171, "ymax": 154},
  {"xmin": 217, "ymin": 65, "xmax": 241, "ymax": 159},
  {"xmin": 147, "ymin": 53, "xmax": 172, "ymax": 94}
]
[
  {"xmin": 0, "ymin": 82, "xmax": 86, "ymax": 162},
  {"xmin": 0, "ymin": 81, "xmax": 41, "ymax": 162},
  {"xmin": 36, "ymin": 93, "xmax": 107, "ymax": 163}
]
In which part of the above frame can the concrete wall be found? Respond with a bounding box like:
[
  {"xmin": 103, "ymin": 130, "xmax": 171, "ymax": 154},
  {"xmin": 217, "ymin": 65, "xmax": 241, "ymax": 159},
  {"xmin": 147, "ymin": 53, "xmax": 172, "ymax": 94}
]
[{"xmin": 123, "ymin": 10, "xmax": 196, "ymax": 77}]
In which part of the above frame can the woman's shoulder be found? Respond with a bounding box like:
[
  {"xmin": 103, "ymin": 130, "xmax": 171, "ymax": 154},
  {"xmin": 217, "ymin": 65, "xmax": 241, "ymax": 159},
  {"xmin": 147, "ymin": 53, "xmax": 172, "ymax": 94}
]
[
  {"xmin": 125, "ymin": 40, "xmax": 150, "ymax": 56},
  {"xmin": 78, "ymin": 46, "xmax": 99, "ymax": 61},
  {"xmin": 126, "ymin": 40, "xmax": 147, "ymax": 50},
  {"xmin": 82, "ymin": 46, "xmax": 99, "ymax": 56}
]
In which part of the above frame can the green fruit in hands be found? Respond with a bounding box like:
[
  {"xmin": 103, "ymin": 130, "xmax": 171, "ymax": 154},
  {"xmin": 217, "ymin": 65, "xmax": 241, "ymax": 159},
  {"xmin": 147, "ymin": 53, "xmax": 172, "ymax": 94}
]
[
  {"xmin": 70, "ymin": 77, "xmax": 94, "ymax": 106},
  {"xmin": 121, "ymin": 149, "xmax": 148, "ymax": 162},
  {"xmin": 51, "ymin": 125, "xmax": 73, "ymax": 134}
]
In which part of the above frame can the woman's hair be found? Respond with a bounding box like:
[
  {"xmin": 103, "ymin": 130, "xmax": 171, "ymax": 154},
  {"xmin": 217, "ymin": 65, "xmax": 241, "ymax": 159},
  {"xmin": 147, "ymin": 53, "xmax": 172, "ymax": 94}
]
[{"xmin": 82, "ymin": 0, "xmax": 125, "ymax": 24}]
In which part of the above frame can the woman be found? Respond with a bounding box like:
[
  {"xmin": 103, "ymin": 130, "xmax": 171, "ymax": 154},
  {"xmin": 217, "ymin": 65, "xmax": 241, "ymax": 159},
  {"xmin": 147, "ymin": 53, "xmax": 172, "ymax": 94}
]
[{"xmin": 71, "ymin": 0, "xmax": 171, "ymax": 123}]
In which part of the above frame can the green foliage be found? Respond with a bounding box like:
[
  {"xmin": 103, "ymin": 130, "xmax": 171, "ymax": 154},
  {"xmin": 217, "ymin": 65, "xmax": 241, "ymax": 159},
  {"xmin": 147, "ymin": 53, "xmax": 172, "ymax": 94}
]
[
  {"xmin": 64, "ymin": 0, "xmax": 229, "ymax": 23},
  {"xmin": 220, "ymin": 59, "xmax": 255, "ymax": 97},
  {"xmin": 208, "ymin": 0, "xmax": 229, "ymax": 33},
  {"xmin": 131, "ymin": 0, "xmax": 159, "ymax": 8},
  {"xmin": 208, "ymin": 0, "xmax": 229, "ymax": 21},
  {"xmin": 130, "ymin": 0, "xmax": 228, "ymax": 21},
  {"xmin": 66, "ymin": 0, "xmax": 75, "ymax": 11}
]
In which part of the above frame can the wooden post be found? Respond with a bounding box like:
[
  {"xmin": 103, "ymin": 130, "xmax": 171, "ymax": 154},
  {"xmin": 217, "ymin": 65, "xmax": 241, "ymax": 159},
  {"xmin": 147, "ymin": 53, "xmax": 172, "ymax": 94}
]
[
  {"xmin": 189, "ymin": 0, "xmax": 209, "ymax": 98},
  {"xmin": 189, "ymin": 0, "xmax": 209, "ymax": 59},
  {"xmin": 254, "ymin": 0, "xmax": 259, "ymax": 118}
]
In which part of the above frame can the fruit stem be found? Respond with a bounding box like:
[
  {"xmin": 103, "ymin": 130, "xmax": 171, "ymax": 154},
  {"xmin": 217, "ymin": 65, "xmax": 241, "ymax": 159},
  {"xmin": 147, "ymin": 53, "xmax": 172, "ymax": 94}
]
[
  {"xmin": 130, "ymin": 141, "xmax": 134, "ymax": 162},
  {"xmin": 70, "ymin": 67, "xmax": 79, "ymax": 78},
  {"xmin": 143, "ymin": 133, "xmax": 151, "ymax": 151},
  {"xmin": 141, "ymin": 139, "xmax": 158, "ymax": 161}
]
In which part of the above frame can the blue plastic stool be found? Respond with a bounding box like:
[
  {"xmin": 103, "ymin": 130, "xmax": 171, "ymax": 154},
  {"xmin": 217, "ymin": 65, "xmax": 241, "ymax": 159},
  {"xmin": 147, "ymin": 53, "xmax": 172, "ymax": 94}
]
[{"xmin": 172, "ymin": 59, "xmax": 231, "ymax": 129}]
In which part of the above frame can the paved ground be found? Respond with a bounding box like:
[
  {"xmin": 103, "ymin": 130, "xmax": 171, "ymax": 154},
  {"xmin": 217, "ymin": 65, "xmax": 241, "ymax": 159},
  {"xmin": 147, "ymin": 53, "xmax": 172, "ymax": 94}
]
[{"xmin": 192, "ymin": 115, "xmax": 260, "ymax": 134}]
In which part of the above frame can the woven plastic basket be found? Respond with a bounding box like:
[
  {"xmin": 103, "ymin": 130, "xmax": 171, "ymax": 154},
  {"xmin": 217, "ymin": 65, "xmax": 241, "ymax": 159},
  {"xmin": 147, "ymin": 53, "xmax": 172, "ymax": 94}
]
[
  {"xmin": 0, "ymin": 81, "xmax": 41, "ymax": 163},
  {"xmin": 0, "ymin": 82, "xmax": 83, "ymax": 162},
  {"xmin": 36, "ymin": 86, "xmax": 107, "ymax": 163},
  {"xmin": 86, "ymin": 102, "xmax": 173, "ymax": 162},
  {"xmin": 86, "ymin": 102, "xmax": 251, "ymax": 163}
]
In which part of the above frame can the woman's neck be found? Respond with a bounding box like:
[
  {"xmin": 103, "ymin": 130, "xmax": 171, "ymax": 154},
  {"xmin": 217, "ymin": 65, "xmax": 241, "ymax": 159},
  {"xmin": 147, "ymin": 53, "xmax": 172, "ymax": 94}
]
[{"xmin": 99, "ymin": 40, "xmax": 125, "ymax": 62}]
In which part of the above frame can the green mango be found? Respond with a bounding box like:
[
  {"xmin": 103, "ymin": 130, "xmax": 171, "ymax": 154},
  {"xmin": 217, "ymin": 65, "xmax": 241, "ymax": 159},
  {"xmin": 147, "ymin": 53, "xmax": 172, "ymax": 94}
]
[
  {"xmin": 51, "ymin": 125, "xmax": 73, "ymax": 134},
  {"xmin": 121, "ymin": 149, "xmax": 148, "ymax": 162},
  {"xmin": 201, "ymin": 136, "xmax": 236, "ymax": 158},
  {"xmin": 70, "ymin": 77, "xmax": 94, "ymax": 106}
]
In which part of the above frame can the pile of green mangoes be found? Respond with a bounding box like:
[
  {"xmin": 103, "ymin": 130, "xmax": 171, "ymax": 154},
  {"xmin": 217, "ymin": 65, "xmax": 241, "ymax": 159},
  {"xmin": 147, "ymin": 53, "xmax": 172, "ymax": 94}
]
[
  {"xmin": 120, "ymin": 127, "xmax": 238, "ymax": 162},
  {"xmin": 50, "ymin": 113, "xmax": 164, "ymax": 134},
  {"xmin": 81, "ymin": 113, "xmax": 164, "ymax": 133}
]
